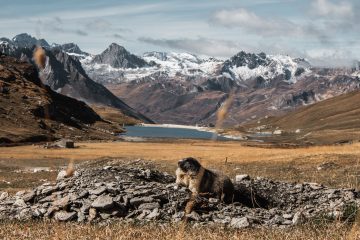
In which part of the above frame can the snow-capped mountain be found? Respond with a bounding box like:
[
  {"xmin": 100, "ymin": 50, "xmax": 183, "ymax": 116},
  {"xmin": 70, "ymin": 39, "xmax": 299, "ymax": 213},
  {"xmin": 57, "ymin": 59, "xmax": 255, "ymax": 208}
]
[
  {"xmin": 2, "ymin": 33, "xmax": 359, "ymax": 126},
  {"xmin": 221, "ymin": 51, "xmax": 311, "ymax": 84},
  {"xmin": 79, "ymin": 45, "xmax": 311, "ymax": 86},
  {"xmin": 51, "ymin": 43, "xmax": 89, "ymax": 59},
  {"xmin": 143, "ymin": 52, "xmax": 223, "ymax": 77}
]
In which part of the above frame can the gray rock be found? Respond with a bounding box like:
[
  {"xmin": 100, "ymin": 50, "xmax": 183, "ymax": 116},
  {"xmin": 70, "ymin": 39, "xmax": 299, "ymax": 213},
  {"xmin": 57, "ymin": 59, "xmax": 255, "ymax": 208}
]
[
  {"xmin": 88, "ymin": 208, "xmax": 97, "ymax": 221},
  {"xmin": 54, "ymin": 211, "xmax": 77, "ymax": 221},
  {"xmin": 14, "ymin": 199, "xmax": 27, "ymax": 208},
  {"xmin": 52, "ymin": 196, "xmax": 70, "ymax": 209},
  {"xmin": 91, "ymin": 195, "xmax": 114, "ymax": 210},
  {"xmin": 282, "ymin": 213, "xmax": 293, "ymax": 220},
  {"xmin": 100, "ymin": 213, "xmax": 111, "ymax": 220},
  {"xmin": 89, "ymin": 187, "xmax": 107, "ymax": 195},
  {"xmin": 56, "ymin": 170, "xmax": 68, "ymax": 181},
  {"xmin": 292, "ymin": 211, "xmax": 306, "ymax": 225},
  {"xmin": 130, "ymin": 196, "xmax": 155, "ymax": 207},
  {"xmin": 235, "ymin": 174, "xmax": 250, "ymax": 182},
  {"xmin": 230, "ymin": 217, "xmax": 250, "ymax": 229},
  {"xmin": 22, "ymin": 191, "xmax": 36, "ymax": 202},
  {"xmin": 16, "ymin": 208, "xmax": 33, "ymax": 221},
  {"xmin": 186, "ymin": 211, "xmax": 201, "ymax": 221},
  {"xmin": 146, "ymin": 208, "xmax": 160, "ymax": 220},
  {"xmin": 138, "ymin": 202, "xmax": 160, "ymax": 211},
  {"xmin": 0, "ymin": 192, "xmax": 8, "ymax": 201},
  {"xmin": 41, "ymin": 186, "xmax": 57, "ymax": 195},
  {"xmin": 33, "ymin": 208, "xmax": 46, "ymax": 218}
]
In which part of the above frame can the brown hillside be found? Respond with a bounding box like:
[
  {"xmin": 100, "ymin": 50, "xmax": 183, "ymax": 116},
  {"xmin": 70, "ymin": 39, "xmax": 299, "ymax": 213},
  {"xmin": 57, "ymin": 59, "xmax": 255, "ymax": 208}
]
[
  {"xmin": 244, "ymin": 90, "xmax": 360, "ymax": 145},
  {"xmin": 0, "ymin": 55, "xmax": 123, "ymax": 144}
]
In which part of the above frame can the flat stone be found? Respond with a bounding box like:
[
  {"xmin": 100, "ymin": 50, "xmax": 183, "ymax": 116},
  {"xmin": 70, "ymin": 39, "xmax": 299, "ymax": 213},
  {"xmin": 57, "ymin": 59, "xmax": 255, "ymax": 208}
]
[
  {"xmin": 292, "ymin": 211, "xmax": 306, "ymax": 225},
  {"xmin": 0, "ymin": 192, "xmax": 8, "ymax": 201},
  {"xmin": 282, "ymin": 214, "xmax": 293, "ymax": 220},
  {"xmin": 78, "ymin": 190, "xmax": 89, "ymax": 199},
  {"xmin": 100, "ymin": 213, "xmax": 111, "ymax": 220},
  {"xmin": 41, "ymin": 186, "xmax": 57, "ymax": 195},
  {"xmin": 22, "ymin": 191, "xmax": 36, "ymax": 202},
  {"xmin": 91, "ymin": 195, "xmax": 114, "ymax": 210},
  {"xmin": 186, "ymin": 211, "xmax": 201, "ymax": 221},
  {"xmin": 14, "ymin": 199, "xmax": 27, "ymax": 208},
  {"xmin": 130, "ymin": 196, "xmax": 155, "ymax": 207},
  {"xmin": 89, "ymin": 187, "xmax": 107, "ymax": 195},
  {"xmin": 138, "ymin": 202, "xmax": 160, "ymax": 211},
  {"xmin": 56, "ymin": 170, "xmax": 68, "ymax": 181},
  {"xmin": 16, "ymin": 208, "xmax": 32, "ymax": 221},
  {"xmin": 88, "ymin": 208, "xmax": 97, "ymax": 221},
  {"xmin": 235, "ymin": 174, "xmax": 250, "ymax": 182},
  {"xmin": 146, "ymin": 208, "xmax": 160, "ymax": 220},
  {"xmin": 52, "ymin": 196, "xmax": 70, "ymax": 208},
  {"xmin": 230, "ymin": 217, "xmax": 251, "ymax": 229},
  {"xmin": 54, "ymin": 211, "xmax": 77, "ymax": 221}
]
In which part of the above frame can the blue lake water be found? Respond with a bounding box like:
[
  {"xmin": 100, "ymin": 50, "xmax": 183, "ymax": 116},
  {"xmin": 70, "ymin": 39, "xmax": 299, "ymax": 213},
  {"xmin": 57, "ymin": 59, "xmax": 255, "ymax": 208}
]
[{"xmin": 121, "ymin": 125, "xmax": 231, "ymax": 141}]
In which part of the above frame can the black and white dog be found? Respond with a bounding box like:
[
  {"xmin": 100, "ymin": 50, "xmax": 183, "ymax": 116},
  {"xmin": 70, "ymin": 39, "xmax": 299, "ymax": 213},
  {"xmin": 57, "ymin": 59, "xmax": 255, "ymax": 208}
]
[{"xmin": 175, "ymin": 157, "xmax": 234, "ymax": 204}]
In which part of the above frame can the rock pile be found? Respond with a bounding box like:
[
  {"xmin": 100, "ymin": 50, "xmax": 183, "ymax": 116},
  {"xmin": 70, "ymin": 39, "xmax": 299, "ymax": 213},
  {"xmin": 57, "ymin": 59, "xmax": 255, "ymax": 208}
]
[{"xmin": 0, "ymin": 160, "xmax": 359, "ymax": 228}]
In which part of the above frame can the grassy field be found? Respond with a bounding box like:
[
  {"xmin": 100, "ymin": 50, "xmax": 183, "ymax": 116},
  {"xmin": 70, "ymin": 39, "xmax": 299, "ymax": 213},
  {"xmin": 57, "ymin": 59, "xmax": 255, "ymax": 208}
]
[
  {"xmin": 1, "ymin": 140, "xmax": 360, "ymax": 191},
  {"xmin": 1, "ymin": 140, "xmax": 360, "ymax": 239},
  {"xmin": 0, "ymin": 221, "xmax": 359, "ymax": 240}
]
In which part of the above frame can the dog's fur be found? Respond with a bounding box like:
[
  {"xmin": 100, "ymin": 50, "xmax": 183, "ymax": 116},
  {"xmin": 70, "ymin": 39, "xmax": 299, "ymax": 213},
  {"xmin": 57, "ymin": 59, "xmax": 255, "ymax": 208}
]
[{"xmin": 176, "ymin": 157, "xmax": 234, "ymax": 204}]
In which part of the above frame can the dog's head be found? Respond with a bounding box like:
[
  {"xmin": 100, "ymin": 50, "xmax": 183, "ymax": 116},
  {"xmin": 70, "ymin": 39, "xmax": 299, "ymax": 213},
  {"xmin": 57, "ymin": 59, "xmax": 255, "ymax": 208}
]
[{"xmin": 178, "ymin": 157, "xmax": 201, "ymax": 176}]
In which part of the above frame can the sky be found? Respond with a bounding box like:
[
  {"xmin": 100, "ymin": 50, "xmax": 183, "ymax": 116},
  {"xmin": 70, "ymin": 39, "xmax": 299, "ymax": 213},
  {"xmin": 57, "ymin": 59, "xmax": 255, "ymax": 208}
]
[{"xmin": 0, "ymin": 0, "xmax": 359, "ymax": 66}]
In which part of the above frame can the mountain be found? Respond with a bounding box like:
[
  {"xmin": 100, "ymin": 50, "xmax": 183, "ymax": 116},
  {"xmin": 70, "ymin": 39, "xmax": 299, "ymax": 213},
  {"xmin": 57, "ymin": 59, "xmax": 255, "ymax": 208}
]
[
  {"xmin": 12, "ymin": 33, "xmax": 50, "ymax": 49},
  {"xmin": 51, "ymin": 43, "xmax": 89, "ymax": 58},
  {"xmin": 91, "ymin": 43, "xmax": 149, "ymax": 68},
  {"xmin": 244, "ymin": 90, "xmax": 360, "ymax": 145},
  {"xmin": 0, "ymin": 55, "xmax": 123, "ymax": 144},
  {"xmin": 221, "ymin": 51, "xmax": 311, "ymax": 83},
  {"xmin": 0, "ymin": 34, "xmax": 153, "ymax": 124},
  {"xmin": 89, "ymin": 47, "xmax": 358, "ymax": 126},
  {"xmin": 5, "ymin": 34, "xmax": 358, "ymax": 127}
]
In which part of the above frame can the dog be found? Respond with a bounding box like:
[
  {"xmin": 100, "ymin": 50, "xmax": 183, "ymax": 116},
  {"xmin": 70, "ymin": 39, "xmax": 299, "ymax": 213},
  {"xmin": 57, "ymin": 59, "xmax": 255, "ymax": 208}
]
[{"xmin": 175, "ymin": 157, "xmax": 234, "ymax": 204}]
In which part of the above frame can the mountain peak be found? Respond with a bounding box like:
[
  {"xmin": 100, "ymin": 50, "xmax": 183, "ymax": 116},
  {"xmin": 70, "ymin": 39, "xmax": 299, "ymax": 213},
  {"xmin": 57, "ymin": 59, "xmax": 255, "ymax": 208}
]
[
  {"xmin": 108, "ymin": 43, "xmax": 126, "ymax": 50},
  {"xmin": 12, "ymin": 33, "xmax": 49, "ymax": 49},
  {"xmin": 91, "ymin": 43, "xmax": 148, "ymax": 69},
  {"xmin": 51, "ymin": 42, "xmax": 89, "ymax": 57}
]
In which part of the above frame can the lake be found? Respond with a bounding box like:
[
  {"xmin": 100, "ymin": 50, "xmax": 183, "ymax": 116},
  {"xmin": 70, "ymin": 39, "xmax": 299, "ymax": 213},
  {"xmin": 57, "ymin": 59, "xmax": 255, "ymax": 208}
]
[{"xmin": 120, "ymin": 125, "xmax": 233, "ymax": 141}]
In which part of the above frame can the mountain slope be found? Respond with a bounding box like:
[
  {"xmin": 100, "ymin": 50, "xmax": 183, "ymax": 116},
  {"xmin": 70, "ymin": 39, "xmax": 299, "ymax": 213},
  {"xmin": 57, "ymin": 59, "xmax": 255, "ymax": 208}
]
[
  {"xmin": 0, "ymin": 55, "xmax": 123, "ymax": 144},
  {"xmin": 245, "ymin": 90, "xmax": 360, "ymax": 144}
]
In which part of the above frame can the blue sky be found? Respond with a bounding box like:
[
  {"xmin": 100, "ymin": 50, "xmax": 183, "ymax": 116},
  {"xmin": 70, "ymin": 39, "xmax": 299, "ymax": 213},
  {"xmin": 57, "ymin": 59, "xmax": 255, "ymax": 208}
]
[{"xmin": 0, "ymin": 0, "xmax": 359, "ymax": 66}]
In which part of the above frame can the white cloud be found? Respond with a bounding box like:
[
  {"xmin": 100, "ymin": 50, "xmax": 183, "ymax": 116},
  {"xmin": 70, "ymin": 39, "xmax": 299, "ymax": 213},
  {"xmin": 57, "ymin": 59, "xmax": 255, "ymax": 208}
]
[
  {"xmin": 306, "ymin": 47, "xmax": 355, "ymax": 66},
  {"xmin": 311, "ymin": 0, "xmax": 353, "ymax": 17},
  {"xmin": 138, "ymin": 37, "xmax": 253, "ymax": 57},
  {"xmin": 211, "ymin": 8, "xmax": 324, "ymax": 38}
]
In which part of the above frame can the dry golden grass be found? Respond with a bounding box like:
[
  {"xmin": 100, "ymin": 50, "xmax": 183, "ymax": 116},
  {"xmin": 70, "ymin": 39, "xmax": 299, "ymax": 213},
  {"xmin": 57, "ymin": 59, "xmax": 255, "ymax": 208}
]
[
  {"xmin": 0, "ymin": 221, "xmax": 358, "ymax": 240},
  {"xmin": 2, "ymin": 140, "xmax": 360, "ymax": 164},
  {"xmin": 1, "ymin": 140, "xmax": 360, "ymax": 191}
]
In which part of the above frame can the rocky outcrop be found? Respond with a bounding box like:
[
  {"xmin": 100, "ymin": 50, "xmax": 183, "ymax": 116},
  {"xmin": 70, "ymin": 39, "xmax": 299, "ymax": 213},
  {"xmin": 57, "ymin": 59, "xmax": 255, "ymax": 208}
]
[{"xmin": 1, "ymin": 159, "xmax": 358, "ymax": 228}]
